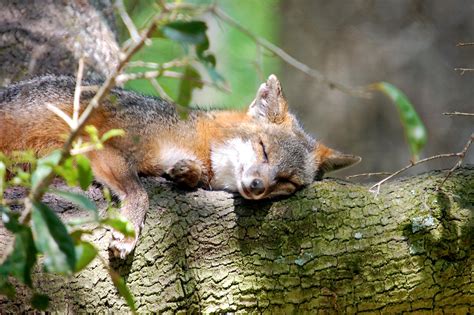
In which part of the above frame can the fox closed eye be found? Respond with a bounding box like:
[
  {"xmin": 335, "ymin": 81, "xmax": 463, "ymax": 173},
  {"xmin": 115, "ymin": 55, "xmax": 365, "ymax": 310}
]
[
  {"xmin": 260, "ymin": 140, "xmax": 269, "ymax": 163},
  {"xmin": 276, "ymin": 176, "xmax": 299, "ymax": 189}
]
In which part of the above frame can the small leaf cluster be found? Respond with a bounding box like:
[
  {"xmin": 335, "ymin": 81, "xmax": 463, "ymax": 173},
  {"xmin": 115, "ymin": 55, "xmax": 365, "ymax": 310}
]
[{"xmin": 0, "ymin": 128, "xmax": 135, "ymax": 311}]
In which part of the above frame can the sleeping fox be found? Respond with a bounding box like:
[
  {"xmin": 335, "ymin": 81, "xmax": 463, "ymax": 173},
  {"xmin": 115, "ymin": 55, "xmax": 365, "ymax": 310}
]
[{"xmin": 0, "ymin": 74, "xmax": 360, "ymax": 258}]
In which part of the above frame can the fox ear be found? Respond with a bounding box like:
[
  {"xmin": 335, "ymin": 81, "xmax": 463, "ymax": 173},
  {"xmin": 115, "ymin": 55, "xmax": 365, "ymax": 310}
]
[
  {"xmin": 247, "ymin": 74, "xmax": 290, "ymax": 124},
  {"xmin": 314, "ymin": 143, "xmax": 361, "ymax": 180}
]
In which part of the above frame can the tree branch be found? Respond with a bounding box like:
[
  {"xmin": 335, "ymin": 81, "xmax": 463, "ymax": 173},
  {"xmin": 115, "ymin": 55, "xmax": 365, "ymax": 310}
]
[
  {"xmin": 2, "ymin": 168, "xmax": 472, "ymax": 313},
  {"xmin": 369, "ymin": 133, "xmax": 474, "ymax": 195},
  {"xmin": 443, "ymin": 112, "xmax": 474, "ymax": 117}
]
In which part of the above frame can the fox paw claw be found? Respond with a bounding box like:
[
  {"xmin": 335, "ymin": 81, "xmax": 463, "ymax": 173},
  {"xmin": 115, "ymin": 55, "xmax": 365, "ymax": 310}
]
[
  {"xmin": 109, "ymin": 231, "xmax": 138, "ymax": 259},
  {"xmin": 169, "ymin": 159, "xmax": 202, "ymax": 188}
]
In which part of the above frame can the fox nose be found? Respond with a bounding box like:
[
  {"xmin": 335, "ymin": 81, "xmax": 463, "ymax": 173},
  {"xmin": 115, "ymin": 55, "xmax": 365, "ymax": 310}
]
[{"xmin": 249, "ymin": 178, "xmax": 265, "ymax": 196}]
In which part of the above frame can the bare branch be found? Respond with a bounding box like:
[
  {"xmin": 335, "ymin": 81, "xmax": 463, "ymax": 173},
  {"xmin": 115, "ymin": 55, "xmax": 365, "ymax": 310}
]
[
  {"xmin": 345, "ymin": 172, "xmax": 392, "ymax": 180},
  {"xmin": 443, "ymin": 111, "xmax": 474, "ymax": 117},
  {"xmin": 456, "ymin": 42, "xmax": 474, "ymax": 47},
  {"xmin": 454, "ymin": 67, "xmax": 474, "ymax": 75},
  {"xmin": 115, "ymin": 0, "xmax": 141, "ymax": 43},
  {"xmin": 254, "ymin": 44, "xmax": 265, "ymax": 81},
  {"xmin": 436, "ymin": 133, "xmax": 474, "ymax": 190},
  {"xmin": 46, "ymin": 103, "xmax": 74, "ymax": 129},
  {"xmin": 127, "ymin": 58, "xmax": 191, "ymax": 70},
  {"xmin": 21, "ymin": 13, "xmax": 165, "ymax": 224},
  {"xmin": 368, "ymin": 132, "xmax": 474, "ymax": 195},
  {"xmin": 368, "ymin": 153, "xmax": 460, "ymax": 195},
  {"xmin": 117, "ymin": 69, "xmax": 231, "ymax": 93},
  {"xmin": 149, "ymin": 79, "xmax": 171, "ymax": 101},
  {"xmin": 73, "ymin": 57, "xmax": 85, "ymax": 128},
  {"xmin": 211, "ymin": 7, "xmax": 370, "ymax": 98}
]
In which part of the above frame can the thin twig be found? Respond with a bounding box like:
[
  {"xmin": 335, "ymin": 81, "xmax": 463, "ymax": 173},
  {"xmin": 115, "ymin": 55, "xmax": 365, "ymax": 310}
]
[
  {"xmin": 127, "ymin": 58, "xmax": 191, "ymax": 70},
  {"xmin": 149, "ymin": 79, "xmax": 171, "ymax": 101},
  {"xmin": 211, "ymin": 7, "xmax": 370, "ymax": 98},
  {"xmin": 443, "ymin": 111, "xmax": 474, "ymax": 117},
  {"xmin": 368, "ymin": 153, "xmax": 460, "ymax": 195},
  {"xmin": 346, "ymin": 172, "xmax": 392, "ymax": 180},
  {"xmin": 369, "ymin": 133, "xmax": 474, "ymax": 195},
  {"xmin": 46, "ymin": 103, "xmax": 74, "ymax": 129},
  {"xmin": 70, "ymin": 145, "xmax": 97, "ymax": 156},
  {"xmin": 454, "ymin": 68, "xmax": 474, "ymax": 75},
  {"xmin": 73, "ymin": 58, "xmax": 85, "ymax": 126},
  {"xmin": 436, "ymin": 133, "xmax": 474, "ymax": 190},
  {"xmin": 117, "ymin": 69, "xmax": 231, "ymax": 93},
  {"xmin": 163, "ymin": 70, "xmax": 231, "ymax": 92},
  {"xmin": 254, "ymin": 43, "xmax": 265, "ymax": 81},
  {"xmin": 160, "ymin": 2, "xmax": 366, "ymax": 97},
  {"xmin": 116, "ymin": 0, "xmax": 141, "ymax": 43},
  {"xmin": 457, "ymin": 42, "xmax": 474, "ymax": 47}
]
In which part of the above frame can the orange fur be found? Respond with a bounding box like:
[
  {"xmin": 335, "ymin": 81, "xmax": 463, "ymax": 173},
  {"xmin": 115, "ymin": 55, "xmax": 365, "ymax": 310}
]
[
  {"xmin": 192, "ymin": 111, "xmax": 249, "ymax": 170},
  {"xmin": 314, "ymin": 143, "xmax": 334, "ymax": 166}
]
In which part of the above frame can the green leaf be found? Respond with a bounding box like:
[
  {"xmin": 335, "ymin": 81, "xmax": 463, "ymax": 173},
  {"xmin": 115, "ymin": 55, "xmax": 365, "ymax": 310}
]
[
  {"xmin": 69, "ymin": 229, "xmax": 92, "ymax": 243},
  {"xmin": 85, "ymin": 125, "xmax": 100, "ymax": 144},
  {"xmin": 101, "ymin": 129, "xmax": 125, "ymax": 143},
  {"xmin": 177, "ymin": 66, "xmax": 203, "ymax": 107},
  {"xmin": 31, "ymin": 150, "xmax": 62, "ymax": 190},
  {"xmin": 196, "ymin": 35, "xmax": 216, "ymax": 67},
  {"xmin": 31, "ymin": 202, "xmax": 76, "ymax": 274},
  {"xmin": 1, "ymin": 206, "xmax": 23, "ymax": 233},
  {"xmin": 54, "ymin": 154, "xmax": 93, "ymax": 190},
  {"xmin": 0, "ymin": 280, "xmax": 15, "ymax": 299},
  {"xmin": 101, "ymin": 217, "xmax": 136, "ymax": 238},
  {"xmin": 109, "ymin": 268, "xmax": 136, "ymax": 313},
  {"xmin": 0, "ymin": 228, "xmax": 37, "ymax": 287},
  {"xmin": 54, "ymin": 156, "xmax": 77, "ymax": 187},
  {"xmin": 52, "ymin": 190, "xmax": 97, "ymax": 218},
  {"xmin": 31, "ymin": 293, "xmax": 50, "ymax": 311},
  {"xmin": 203, "ymin": 64, "xmax": 226, "ymax": 85},
  {"xmin": 75, "ymin": 155, "xmax": 93, "ymax": 190},
  {"xmin": 161, "ymin": 21, "xmax": 207, "ymax": 45},
  {"xmin": 373, "ymin": 82, "xmax": 428, "ymax": 160},
  {"xmin": 0, "ymin": 161, "xmax": 5, "ymax": 195},
  {"xmin": 74, "ymin": 241, "xmax": 97, "ymax": 272}
]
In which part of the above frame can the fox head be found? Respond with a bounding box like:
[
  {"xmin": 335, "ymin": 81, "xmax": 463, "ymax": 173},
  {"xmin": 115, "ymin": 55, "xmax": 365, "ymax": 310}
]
[{"xmin": 211, "ymin": 74, "xmax": 361, "ymax": 200}]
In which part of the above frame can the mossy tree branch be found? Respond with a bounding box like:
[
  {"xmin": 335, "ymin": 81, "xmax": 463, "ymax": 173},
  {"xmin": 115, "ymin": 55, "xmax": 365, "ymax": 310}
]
[{"xmin": 1, "ymin": 168, "xmax": 473, "ymax": 313}]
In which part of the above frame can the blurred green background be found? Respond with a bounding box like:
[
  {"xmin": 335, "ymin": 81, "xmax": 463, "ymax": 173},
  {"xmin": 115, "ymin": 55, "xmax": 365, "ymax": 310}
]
[
  {"xmin": 119, "ymin": 1, "xmax": 474, "ymax": 176},
  {"xmin": 121, "ymin": 0, "xmax": 280, "ymax": 109}
]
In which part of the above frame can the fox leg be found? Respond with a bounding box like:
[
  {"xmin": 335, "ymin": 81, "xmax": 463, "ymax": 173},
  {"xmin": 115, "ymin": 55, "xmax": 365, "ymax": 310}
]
[
  {"xmin": 167, "ymin": 159, "xmax": 204, "ymax": 188},
  {"xmin": 87, "ymin": 149, "xmax": 148, "ymax": 259},
  {"xmin": 156, "ymin": 146, "xmax": 205, "ymax": 188}
]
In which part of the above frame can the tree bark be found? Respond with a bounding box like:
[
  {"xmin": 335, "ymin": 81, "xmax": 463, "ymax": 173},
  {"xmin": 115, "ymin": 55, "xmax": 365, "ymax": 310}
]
[
  {"xmin": 1, "ymin": 168, "xmax": 473, "ymax": 313},
  {"xmin": 0, "ymin": 0, "xmax": 119, "ymax": 86}
]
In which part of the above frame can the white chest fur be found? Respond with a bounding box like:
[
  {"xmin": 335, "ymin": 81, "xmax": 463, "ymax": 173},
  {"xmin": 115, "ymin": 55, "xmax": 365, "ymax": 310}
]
[{"xmin": 210, "ymin": 138, "xmax": 257, "ymax": 191}]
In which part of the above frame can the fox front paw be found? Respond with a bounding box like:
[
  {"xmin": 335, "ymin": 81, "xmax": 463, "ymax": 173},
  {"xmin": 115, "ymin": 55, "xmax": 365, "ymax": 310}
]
[
  {"xmin": 169, "ymin": 159, "xmax": 202, "ymax": 188},
  {"xmin": 109, "ymin": 231, "xmax": 138, "ymax": 259}
]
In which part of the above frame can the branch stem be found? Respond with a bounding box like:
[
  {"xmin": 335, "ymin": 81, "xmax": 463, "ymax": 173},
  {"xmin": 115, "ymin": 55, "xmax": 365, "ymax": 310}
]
[{"xmin": 21, "ymin": 13, "xmax": 164, "ymax": 224}]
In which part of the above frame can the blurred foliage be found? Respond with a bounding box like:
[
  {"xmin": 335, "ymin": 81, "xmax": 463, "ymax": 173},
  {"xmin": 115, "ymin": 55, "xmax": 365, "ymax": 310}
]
[
  {"xmin": 0, "ymin": 131, "xmax": 134, "ymax": 310},
  {"xmin": 121, "ymin": 0, "xmax": 280, "ymax": 109},
  {"xmin": 372, "ymin": 82, "xmax": 428, "ymax": 161}
]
